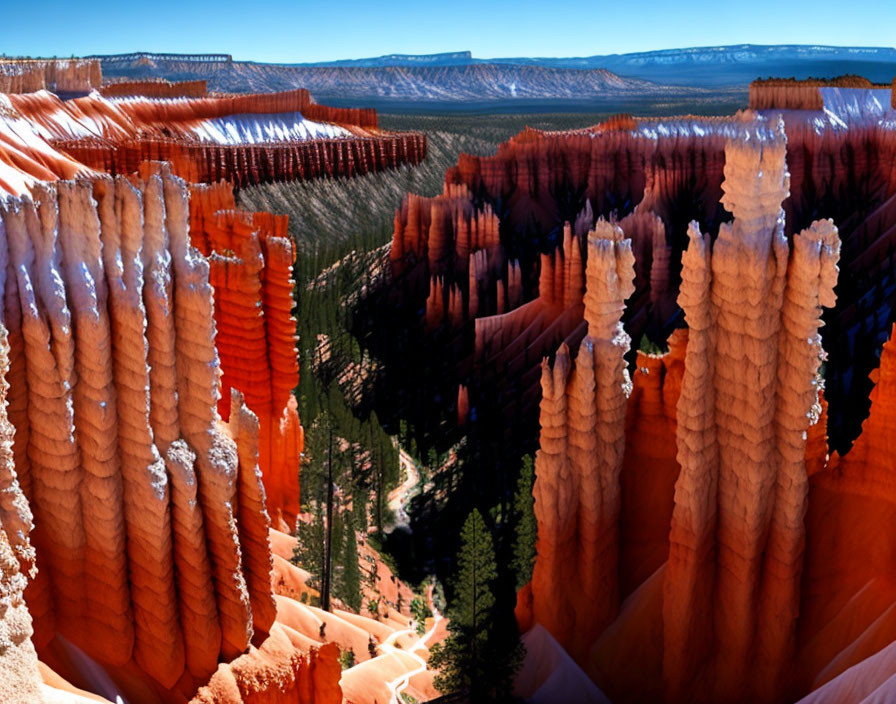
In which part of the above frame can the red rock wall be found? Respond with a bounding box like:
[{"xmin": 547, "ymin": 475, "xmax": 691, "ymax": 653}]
[
  {"xmin": 3, "ymin": 89, "xmax": 424, "ymax": 189},
  {"xmin": 749, "ymin": 84, "xmax": 824, "ymax": 110},
  {"xmin": 188, "ymin": 180, "xmax": 303, "ymax": 529},
  {"xmin": 0, "ymin": 59, "xmax": 101, "ymax": 94},
  {"xmin": 748, "ymin": 76, "xmax": 883, "ymax": 111},
  {"xmin": 0, "ymin": 172, "xmax": 339, "ymax": 704},
  {"xmin": 797, "ymin": 326, "xmax": 896, "ymax": 699},
  {"xmin": 59, "ymin": 131, "xmax": 425, "ymax": 187},
  {"xmin": 101, "ymin": 79, "xmax": 209, "ymax": 98}
]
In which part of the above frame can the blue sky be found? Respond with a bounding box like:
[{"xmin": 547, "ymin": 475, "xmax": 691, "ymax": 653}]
[{"xmin": 3, "ymin": 0, "xmax": 893, "ymax": 62}]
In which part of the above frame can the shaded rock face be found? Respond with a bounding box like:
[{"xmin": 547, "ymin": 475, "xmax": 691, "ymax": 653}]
[
  {"xmin": 0, "ymin": 172, "xmax": 338, "ymax": 704},
  {"xmin": 367, "ymin": 91, "xmax": 896, "ymax": 539},
  {"xmin": 520, "ymin": 120, "xmax": 896, "ymax": 703},
  {"xmin": 0, "ymin": 326, "xmax": 45, "ymax": 704}
]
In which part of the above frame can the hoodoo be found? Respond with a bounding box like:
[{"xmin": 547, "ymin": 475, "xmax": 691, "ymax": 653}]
[
  {"xmin": 372, "ymin": 80, "xmax": 896, "ymax": 703},
  {"xmin": 6, "ymin": 36, "xmax": 896, "ymax": 704},
  {"xmin": 0, "ymin": 76, "xmax": 431, "ymax": 703}
]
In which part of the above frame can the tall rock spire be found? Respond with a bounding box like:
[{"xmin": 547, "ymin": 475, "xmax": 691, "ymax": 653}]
[
  {"xmin": 531, "ymin": 219, "xmax": 634, "ymax": 658},
  {"xmin": 662, "ymin": 120, "xmax": 841, "ymax": 701}
]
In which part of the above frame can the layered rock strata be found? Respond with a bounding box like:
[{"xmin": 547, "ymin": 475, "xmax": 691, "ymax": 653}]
[
  {"xmin": 100, "ymin": 79, "xmax": 208, "ymax": 99},
  {"xmin": 0, "ymin": 172, "xmax": 337, "ymax": 703},
  {"xmin": 2, "ymin": 89, "xmax": 425, "ymax": 187},
  {"xmin": 188, "ymin": 180, "xmax": 303, "ymax": 528},
  {"xmin": 524, "ymin": 119, "xmax": 858, "ymax": 703},
  {"xmin": 748, "ymin": 76, "xmax": 888, "ymax": 111},
  {"xmin": 0, "ymin": 60, "xmax": 101, "ymax": 95}
]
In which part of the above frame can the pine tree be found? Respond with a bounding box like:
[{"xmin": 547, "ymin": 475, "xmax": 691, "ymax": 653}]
[
  {"xmin": 292, "ymin": 502, "xmax": 325, "ymax": 583},
  {"xmin": 512, "ymin": 455, "xmax": 538, "ymax": 591},
  {"xmin": 352, "ymin": 484, "xmax": 368, "ymax": 532},
  {"xmin": 339, "ymin": 516, "xmax": 362, "ymax": 612},
  {"xmin": 429, "ymin": 509, "xmax": 523, "ymax": 702}
]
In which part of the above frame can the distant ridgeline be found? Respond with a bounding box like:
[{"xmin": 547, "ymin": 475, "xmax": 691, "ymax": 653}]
[{"xmin": 88, "ymin": 52, "xmax": 233, "ymax": 65}]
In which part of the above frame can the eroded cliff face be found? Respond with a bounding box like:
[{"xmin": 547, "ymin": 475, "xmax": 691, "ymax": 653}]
[
  {"xmin": 748, "ymin": 76, "xmax": 888, "ymax": 111},
  {"xmin": 518, "ymin": 116, "xmax": 896, "ymax": 703},
  {"xmin": 0, "ymin": 325, "xmax": 45, "ymax": 704},
  {"xmin": 2, "ymin": 88, "xmax": 425, "ymax": 188},
  {"xmin": 100, "ymin": 79, "xmax": 209, "ymax": 99},
  {"xmin": 0, "ymin": 172, "xmax": 338, "ymax": 704},
  {"xmin": 188, "ymin": 180, "xmax": 303, "ymax": 529},
  {"xmin": 0, "ymin": 60, "xmax": 102, "ymax": 95}
]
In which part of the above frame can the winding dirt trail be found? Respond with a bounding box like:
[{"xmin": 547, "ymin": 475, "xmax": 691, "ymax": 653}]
[
  {"xmin": 387, "ymin": 449, "xmax": 420, "ymax": 528},
  {"xmin": 381, "ymin": 600, "xmax": 443, "ymax": 704}
]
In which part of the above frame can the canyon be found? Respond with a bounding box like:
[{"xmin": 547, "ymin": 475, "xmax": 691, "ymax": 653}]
[
  {"xmin": 0, "ymin": 76, "xmax": 438, "ymax": 704},
  {"xmin": 3, "ymin": 50, "xmax": 896, "ymax": 704},
  {"xmin": 372, "ymin": 79, "xmax": 896, "ymax": 702}
]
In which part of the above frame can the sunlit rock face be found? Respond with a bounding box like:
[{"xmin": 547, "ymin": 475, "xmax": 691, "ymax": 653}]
[
  {"xmin": 0, "ymin": 171, "xmax": 324, "ymax": 701},
  {"xmin": 519, "ymin": 111, "xmax": 896, "ymax": 703},
  {"xmin": 0, "ymin": 59, "xmax": 102, "ymax": 95},
  {"xmin": 187, "ymin": 180, "xmax": 303, "ymax": 529},
  {"xmin": 2, "ymin": 88, "xmax": 426, "ymax": 187}
]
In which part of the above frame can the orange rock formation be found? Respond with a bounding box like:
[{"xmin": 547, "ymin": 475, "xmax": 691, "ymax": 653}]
[
  {"xmin": 187, "ymin": 180, "xmax": 303, "ymax": 528},
  {"xmin": 0, "ymin": 75, "xmax": 444, "ymax": 702},
  {"xmin": 519, "ymin": 117, "xmax": 896, "ymax": 703},
  {"xmin": 101, "ymin": 79, "xmax": 209, "ymax": 99},
  {"xmin": 2, "ymin": 88, "xmax": 425, "ymax": 187},
  {"xmin": 0, "ymin": 171, "xmax": 338, "ymax": 703},
  {"xmin": 0, "ymin": 59, "xmax": 102, "ymax": 94},
  {"xmin": 748, "ymin": 76, "xmax": 885, "ymax": 110}
]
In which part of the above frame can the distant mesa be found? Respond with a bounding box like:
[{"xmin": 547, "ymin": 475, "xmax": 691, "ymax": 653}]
[{"xmin": 86, "ymin": 45, "xmax": 896, "ymax": 99}]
